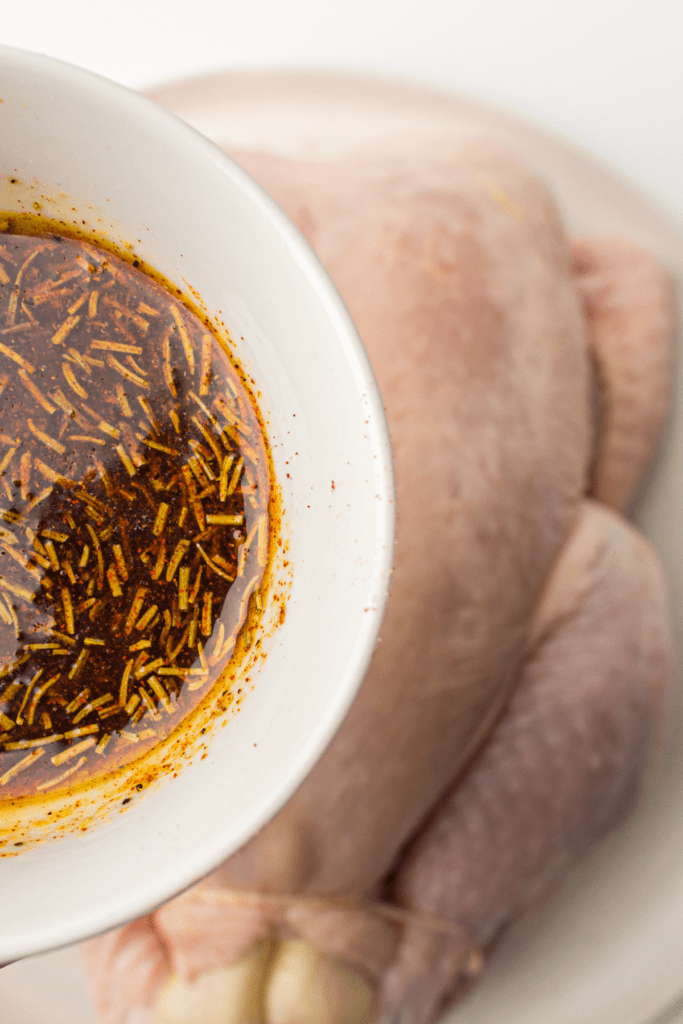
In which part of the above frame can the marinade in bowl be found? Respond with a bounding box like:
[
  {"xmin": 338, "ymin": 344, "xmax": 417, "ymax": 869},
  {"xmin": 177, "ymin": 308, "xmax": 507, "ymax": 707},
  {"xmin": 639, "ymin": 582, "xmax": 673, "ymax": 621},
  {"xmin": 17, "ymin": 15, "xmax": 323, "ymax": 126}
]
[{"xmin": 0, "ymin": 227, "xmax": 270, "ymax": 798}]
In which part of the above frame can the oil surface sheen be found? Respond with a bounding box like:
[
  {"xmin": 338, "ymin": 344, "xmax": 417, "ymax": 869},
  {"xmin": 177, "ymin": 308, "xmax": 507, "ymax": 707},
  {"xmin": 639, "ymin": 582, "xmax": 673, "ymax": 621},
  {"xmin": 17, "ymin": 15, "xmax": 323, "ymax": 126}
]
[{"xmin": 0, "ymin": 233, "xmax": 269, "ymax": 797}]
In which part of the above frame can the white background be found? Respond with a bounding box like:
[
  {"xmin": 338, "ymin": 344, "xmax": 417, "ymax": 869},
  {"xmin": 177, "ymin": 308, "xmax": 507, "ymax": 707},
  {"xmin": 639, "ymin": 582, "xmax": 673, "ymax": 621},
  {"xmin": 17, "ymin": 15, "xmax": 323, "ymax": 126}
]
[
  {"xmin": 0, "ymin": 3, "xmax": 682, "ymax": 1023},
  {"xmin": 0, "ymin": 0, "xmax": 681, "ymax": 228}
]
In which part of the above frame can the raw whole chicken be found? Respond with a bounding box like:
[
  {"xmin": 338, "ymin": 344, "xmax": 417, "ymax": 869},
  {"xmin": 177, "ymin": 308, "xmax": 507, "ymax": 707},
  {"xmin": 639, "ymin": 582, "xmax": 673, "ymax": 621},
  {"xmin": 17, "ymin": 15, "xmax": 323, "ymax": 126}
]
[{"xmin": 82, "ymin": 138, "xmax": 675, "ymax": 1024}]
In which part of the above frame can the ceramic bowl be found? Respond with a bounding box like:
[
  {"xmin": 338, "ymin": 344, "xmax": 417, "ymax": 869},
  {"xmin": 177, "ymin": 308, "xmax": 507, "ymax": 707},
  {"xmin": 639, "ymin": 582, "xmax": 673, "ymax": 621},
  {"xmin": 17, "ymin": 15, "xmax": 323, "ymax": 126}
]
[{"xmin": 0, "ymin": 47, "xmax": 394, "ymax": 962}]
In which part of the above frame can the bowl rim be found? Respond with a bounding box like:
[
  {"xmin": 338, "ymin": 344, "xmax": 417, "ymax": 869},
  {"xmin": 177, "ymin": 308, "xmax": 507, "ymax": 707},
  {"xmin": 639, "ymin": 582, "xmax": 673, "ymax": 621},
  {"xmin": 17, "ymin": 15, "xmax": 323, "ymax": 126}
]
[{"xmin": 0, "ymin": 45, "xmax": 395, "ymax": 960}]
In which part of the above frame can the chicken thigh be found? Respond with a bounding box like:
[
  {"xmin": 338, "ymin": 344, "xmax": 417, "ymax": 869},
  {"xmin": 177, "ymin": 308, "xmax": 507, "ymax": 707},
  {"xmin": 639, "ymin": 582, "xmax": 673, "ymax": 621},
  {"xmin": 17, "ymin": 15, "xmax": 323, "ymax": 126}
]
[{"xmin": 83, "ymin": 140, "xmax": 674, "ymax": 1024}]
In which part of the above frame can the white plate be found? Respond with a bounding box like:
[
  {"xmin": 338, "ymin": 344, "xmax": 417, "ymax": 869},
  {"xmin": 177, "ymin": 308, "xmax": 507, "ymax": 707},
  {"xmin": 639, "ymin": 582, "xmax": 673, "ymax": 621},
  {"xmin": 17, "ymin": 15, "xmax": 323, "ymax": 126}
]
[{"xmin": 2, "ymin": 70, "xmax": 682, "ymax": 1024}]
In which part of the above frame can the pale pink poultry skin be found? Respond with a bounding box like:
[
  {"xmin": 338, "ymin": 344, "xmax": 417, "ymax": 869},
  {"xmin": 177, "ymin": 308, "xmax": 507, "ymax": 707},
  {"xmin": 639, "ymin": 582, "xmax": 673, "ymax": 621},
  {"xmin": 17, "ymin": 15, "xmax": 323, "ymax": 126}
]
[{"xmin": 83, "ymin": 141, "xmax": 674, "ymax": 1024}]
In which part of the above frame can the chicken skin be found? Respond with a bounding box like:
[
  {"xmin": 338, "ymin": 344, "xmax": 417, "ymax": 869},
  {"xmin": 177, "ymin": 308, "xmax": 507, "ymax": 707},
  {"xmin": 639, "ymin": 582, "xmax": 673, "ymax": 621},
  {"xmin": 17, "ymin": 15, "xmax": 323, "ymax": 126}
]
[{"xmin": 83, "ymin": 140, "xmax": 674, "ymax": 1024}]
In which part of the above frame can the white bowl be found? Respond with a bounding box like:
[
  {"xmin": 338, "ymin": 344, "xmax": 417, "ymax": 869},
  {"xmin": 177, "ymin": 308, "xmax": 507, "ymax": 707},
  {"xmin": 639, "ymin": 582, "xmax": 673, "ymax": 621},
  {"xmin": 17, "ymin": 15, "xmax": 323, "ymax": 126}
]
[{"xmin": 0, "ymin": 48, "xmax": 394, "ymax": 962}]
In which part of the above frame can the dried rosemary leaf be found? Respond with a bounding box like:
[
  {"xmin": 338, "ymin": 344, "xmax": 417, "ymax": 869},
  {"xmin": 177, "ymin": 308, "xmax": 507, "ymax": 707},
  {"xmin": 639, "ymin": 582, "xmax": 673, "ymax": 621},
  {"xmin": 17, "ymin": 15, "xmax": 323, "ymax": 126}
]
[
  {"xmin": 0, "ymin": 341, "xmax": 36, "ymax": 373},
  {"xmin": 63, "ymin": 724, "xmax": 99, "ymax": 740},
  {"xmin": 139, "ymin": 686, "xmax": 160, "ymax": 720},
  {"xmin": 112, "ymin": 543, "xmax": 129, "ymax": 581},
  {"xmin": 0, "ymin": 576, "xmax": 34, "ymax": 603},
  {"xmin": 124, "ymin": 693, "xmax": 140, "ymax": 716},
  {"xmin": 115, "ymin": 443, "xmax": 136, "ymax": 477},
  {"xmin": 150, "ymin": 538, "xmax": 166, "ymax": 581},
  {"xmin": 171, "ymin": 306, "xmax": 195, "ymax": 374},
  {"xmin": 52, "ymin": 736, "xmax": 96, "ymax": 766},
  {"xmin": 6, "ymin": 735, "xmax": 61, "ymax": 751},
  {"xmin": 51, "ymin": 630, "xmax": 76, "ymax": 648},
  {"xmin": 116, "ymin": 383, "xmax": 133, "ymax": 418},
  {"xmin": 147, "ymin": 675, "xmax": 173, "ymax": 714},
  {"xmin": 28, "ymin": 419, "xmax": 66, "ymax": 455},
  {"xmin": 51, "ymin": 314, "xmax": 81, "ymax": 346},
  {"xmin": 199, "ymin": 334, "xmax": 212, "ymax": 396},
  {"xmin": 135, "ymin": 604, "xmax": 158, "ymax": 633},
  {"xmin": 206, "ymin": 513, "xmax": 244, "ymax": 526},
  {"xmin": 153, "ymin": 502, "xmax": 170, "ymax": 537},
  {"xmin": 135, "ymin": 657, "xmax": 164, "ymax": 681},
  {"xmin": 61, "ymin": 587, "xmax": 75, "ymax": 634},
  {"xmin": 124, "ymin": 586, "xmax": 148, "ymax": 636},
  {"xmin": 91, "ymin": 339, "xmax": 143, "ymax": 355},
  {"xmin": 119, "ymin": 659, "xmax": 134, "ymax": 707},
  {"xmin": 62, "ymin": 362, "xmax": 88, "ymax": 399},
  {"xmin": 95, "ymin": 733, "xmax": 112, "ymax": 754},
  {"xmin": 201, "ymin": 592, "xmax": 213, "ymax": 637},
  {"xmin": 26, "ymin": 673, "xmax": 61, "ymax": 725},
  {"xmin": 107, "ymin": 564, "xmax": 123, "ymax": 597},
  {"xmin": 129, "ymin": 639, "xmax": 151, "ymax": 652},
  {"xmin": 68, "ymin": 649, "xmax": 91, "ymax": 681},
  {"xmin": 37, "ymin": 755, "xmax": 87, "ymax": 790},
  {"xmin": 0, "ymin": 748, "xmax": 45, "ymax": 786},
  {"xmin": 72, "ymin": 692, "xmax": 113, "ymax": 724},
  {"xmin": 165, "ymin": 539, "xmax": 190, "ymax": 583},
  {"xmin": 188, "ymin": 564, "xmax": 203, "ymax": 605},
  {"xmin": 106, "ymin": 353, "xmax": 150, "ymax": 389},
  {"xmin": 66, "ymin": 688, "xmax": 90, "ymax": 714},
  {"xmin": 19, "ymin": 368, "xmax": 56, "ymax": 414},
  {"xmin": 178, "ymin": 565, "xmax": 190, "ymax": 612},
  {"xmin": 226, "ymin": 457, "xmax": 244, "ymax": 496}
]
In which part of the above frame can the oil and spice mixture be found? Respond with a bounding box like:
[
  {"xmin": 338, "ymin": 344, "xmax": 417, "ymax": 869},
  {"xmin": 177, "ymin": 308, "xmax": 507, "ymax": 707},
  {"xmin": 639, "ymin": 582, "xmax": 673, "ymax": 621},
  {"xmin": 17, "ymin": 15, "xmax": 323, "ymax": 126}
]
[{"xmin": 0, "ymin": 231, "xmax": 269, "ymax": 798}]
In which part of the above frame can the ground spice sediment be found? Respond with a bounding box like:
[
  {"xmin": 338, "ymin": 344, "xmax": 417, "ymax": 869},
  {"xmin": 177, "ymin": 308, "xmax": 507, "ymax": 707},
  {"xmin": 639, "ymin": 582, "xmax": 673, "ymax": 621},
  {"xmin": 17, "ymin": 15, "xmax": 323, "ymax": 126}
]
[{"xmin": 0, "ymin": 231, "xmax": 270, "ymax": 797}]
